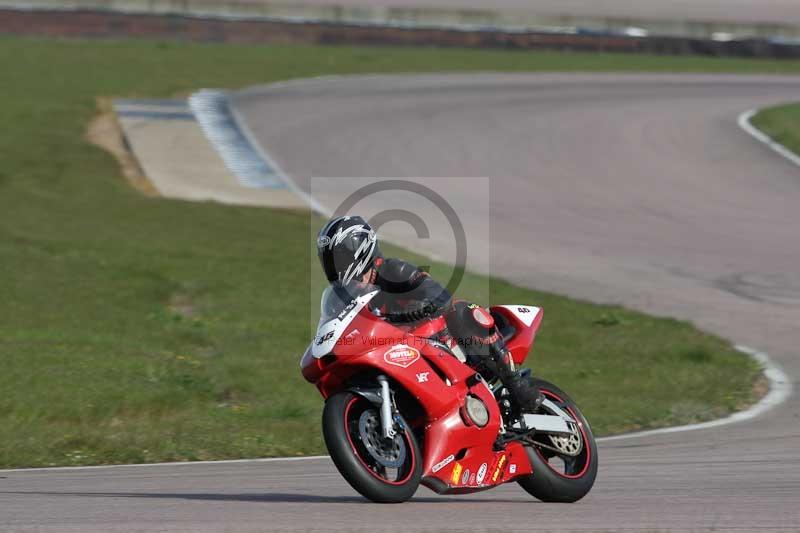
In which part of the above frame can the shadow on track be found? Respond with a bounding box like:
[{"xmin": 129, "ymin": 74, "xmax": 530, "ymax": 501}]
[{"xmin": 0, "ymin": 490, "xmax": 530, "ymax": 504}]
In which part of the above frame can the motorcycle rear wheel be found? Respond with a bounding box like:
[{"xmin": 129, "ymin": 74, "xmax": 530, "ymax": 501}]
[
  {"xmin": 517, "ymin": 379, "xmax": 598, "ymax": 503},
  {"xmin": 323, "ymin": 391, "xmax": 422, "ymax": 503}
]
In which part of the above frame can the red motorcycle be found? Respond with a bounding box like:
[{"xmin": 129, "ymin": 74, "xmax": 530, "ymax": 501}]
[{"xmin": 301, "ymin": 286, "xmax": 597, "ymax": 503}]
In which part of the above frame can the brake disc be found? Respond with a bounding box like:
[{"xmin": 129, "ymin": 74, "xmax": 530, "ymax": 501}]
[{"xmin": 358, "ymin": 409, "xmax": 406, "ymax": 468}]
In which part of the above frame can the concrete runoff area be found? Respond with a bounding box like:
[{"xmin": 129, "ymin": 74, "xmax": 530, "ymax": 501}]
[
  {"xmin": 3, "ymin": 74, "xmax": 799, "ymax": 531},
  {"xmin": 114, "ymin": 99, "xmax": 306, "ymax": 208}
]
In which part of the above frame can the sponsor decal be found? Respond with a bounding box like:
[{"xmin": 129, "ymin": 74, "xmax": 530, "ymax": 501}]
[
  {"xmin": 476, "ymin": 462, "xmax": 488, "ymax": 484},
  {"xmin": 461, "ymin": 469, "xmax": 471, "ymax": 485},
  {"xmin": 492, "ymin": 454, "xmax": 507, "ymax": 482},
  {"xmin": 500, "ymin": 305, "xmax": 541, "ymax": 327},
  {"xmin": 432, "ymin": 454, "xmax": 455, "ymax": 473},
  {"xmin": 451, "ymin": 463, "xmax": 463, "ymax": 485},
  {"xmin": 335, "ymin": 298, "xmax": 359, "ymax": 321},
  {"xmin": 316, "ymin": 330, "xmax": 335, "ymax": 346},
  {"xmin": 509, "ymin": 464, "xmax": 517, "ymax": 474},
  {"xmin": 416, "ymin": 372, "xmax": 429, "ymax": 383},
  {"xmin": 469, "ymin": 473, "xmax": 476, "ymax": 485},
  {"xmin": 384, "ymin": 344, "xmax": 420, "ymax": 368}
]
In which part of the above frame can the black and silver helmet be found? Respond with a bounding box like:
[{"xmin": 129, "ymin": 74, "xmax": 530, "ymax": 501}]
[{"xmin": 317, "ymin": 216, "xmax": 381, "ymax": 283}]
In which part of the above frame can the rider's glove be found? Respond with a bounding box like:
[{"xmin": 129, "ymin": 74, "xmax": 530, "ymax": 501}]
[
  {"xmin": 408, "ymin": 298, "xmax": 437, "ymax": 321},
  {"xmin": 386, "ymin": 298, "xmax": 438, "ymax": 323}
]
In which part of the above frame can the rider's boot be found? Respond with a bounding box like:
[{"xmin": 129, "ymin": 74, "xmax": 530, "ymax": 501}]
[
  {"xmin": 485, "ymin": 337, "xmax": 543, "ymax": 413},
  {"xmin": 446, "ymin": 301, "xmax": 543, "ymax": 412}
]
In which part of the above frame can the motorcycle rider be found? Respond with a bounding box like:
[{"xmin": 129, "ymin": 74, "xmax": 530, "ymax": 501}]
[{"xmin": 316, "ymin": 215, "xmax": 542, "ymax": 413}]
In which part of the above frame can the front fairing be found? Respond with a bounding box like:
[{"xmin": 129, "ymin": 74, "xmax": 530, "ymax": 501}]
[{"xmin": 301, "ymin": 283, "xmax": 385, "ymax": 382}]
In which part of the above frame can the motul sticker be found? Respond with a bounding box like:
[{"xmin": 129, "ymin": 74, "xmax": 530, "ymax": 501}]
[
  {"xmin": 384, "ymin": 344, "xmax": 420, "ymax": 368},
  {"xmin": 476, "ymin": 462, "xmax": 488, "ymax": 484},
  {"xmin": 461, "ymin": 469, "xmax": 471, "ymax": 485}
]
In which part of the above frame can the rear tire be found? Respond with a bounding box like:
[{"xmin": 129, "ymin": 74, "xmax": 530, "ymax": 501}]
[
  {"xmin": 323, "ymin": 391, "xmax": 421, "ymax": 503},
  {"xmin": 517, "ymin": 379, "xmax": 598, "ymax": 503}
]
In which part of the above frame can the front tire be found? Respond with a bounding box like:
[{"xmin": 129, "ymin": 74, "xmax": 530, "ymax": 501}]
[
  {"xmin": 322, "ymin": 391, "xmax": 421, "ymax": 503},
  {"xmin": 517, "ymin": 379, "xmax": 598, "ymax": 503}
]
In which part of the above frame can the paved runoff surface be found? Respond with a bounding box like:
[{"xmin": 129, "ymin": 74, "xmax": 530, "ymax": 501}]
[{"xmin": 4, "ymin": 74, "xmax": 800, "ymax": 532}]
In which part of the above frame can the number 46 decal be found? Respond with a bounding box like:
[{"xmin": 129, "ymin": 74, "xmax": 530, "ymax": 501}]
[{"xmin": 500, "ymin": 305, "xmax": 541, "ymax": 327}]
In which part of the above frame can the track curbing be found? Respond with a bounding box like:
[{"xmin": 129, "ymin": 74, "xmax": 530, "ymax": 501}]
[
  {"xmin": 737, "ymin": 108, "xmax": 800, "ymax": 168},
  {"xmin": 190, "ymin": 87, "xmax": 327, "ymax": 213}
]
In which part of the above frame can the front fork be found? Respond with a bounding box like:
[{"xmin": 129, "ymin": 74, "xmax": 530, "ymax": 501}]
[
  {"xmin": 377, "ymin": 375, "xmax": 396, "ymax": 439},
  {"xmin": 348, "ymin": 375, "xmax": 397, "ymax": 440}
]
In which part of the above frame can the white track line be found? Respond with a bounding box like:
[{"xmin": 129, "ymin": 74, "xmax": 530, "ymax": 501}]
[
  {"xmin": 2, "ymin": 345, "xmax": 789, "ymax": 472},
  {"xmin": 604, "ymin": 111, "xmax": 799, "ymax": 441},
  {"xmin": 596, "ymin": 109, "xmax": 798, "ymax": 441},
  {"xmin": 738, "ymin": 108, "xmax": 800, "ymax": 168},
  {"xmin": 598, "ymin": 345, "xmax": 792, "ymax": 442}
]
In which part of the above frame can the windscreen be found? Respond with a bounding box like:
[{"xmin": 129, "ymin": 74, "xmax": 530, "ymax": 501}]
[{"xmin": 319, "ymin": 281, "xmax": 379, "ymax": 325}]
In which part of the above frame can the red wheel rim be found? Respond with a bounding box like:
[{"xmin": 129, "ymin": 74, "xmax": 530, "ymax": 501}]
[{"xmin": 534, "ymin": 389, "xmax": 592, "ymax": 479}]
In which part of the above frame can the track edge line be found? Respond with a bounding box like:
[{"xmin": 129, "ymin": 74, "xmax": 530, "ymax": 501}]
[
  {"xmin": 598, "ymin": 344, "xmax": 792, "ymax": 442},
  {"xmin": 5, "ymin": 348, "xmax": 790, "ymax": 471},
  {"xmin": 737, "ymin": 107, "xmax": 800, "ymax": 168}
]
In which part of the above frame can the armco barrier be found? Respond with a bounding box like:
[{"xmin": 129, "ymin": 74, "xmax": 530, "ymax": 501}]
[{"xmin": 2, "ymin": 8, "xmax": 800, "ymax": 58}]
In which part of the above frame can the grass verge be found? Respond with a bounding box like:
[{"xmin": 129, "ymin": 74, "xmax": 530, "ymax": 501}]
[
  {"xmin": 0, "ymin": 36, "xmax": 774, "ymax": 467},
  {"xmin": 751, "ymin": 101, "xmax": 800, "ymax": 154}
]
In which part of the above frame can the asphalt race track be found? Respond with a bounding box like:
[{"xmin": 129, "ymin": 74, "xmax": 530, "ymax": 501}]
[{"xmin": 4, "ymin": 74, "xmax": 800, "ymax": 532}]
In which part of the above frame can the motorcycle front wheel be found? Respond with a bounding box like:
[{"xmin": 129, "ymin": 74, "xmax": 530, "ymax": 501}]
[
  {"xmin": 517, "ymin": 378, "xmax": 598, "ymax": 503},
  {"xmin": 322, "ymin": 391, "xmax": 422, "ymax": 503}
]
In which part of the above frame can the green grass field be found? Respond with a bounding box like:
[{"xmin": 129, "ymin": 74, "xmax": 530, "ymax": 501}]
[
  {"xmin": 752, "ymin": 102, "xmax": 800, "ymax": 154},
  {"xmin": 1, "ymin": 36, "xmax": 786, "ymax": 467}
]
